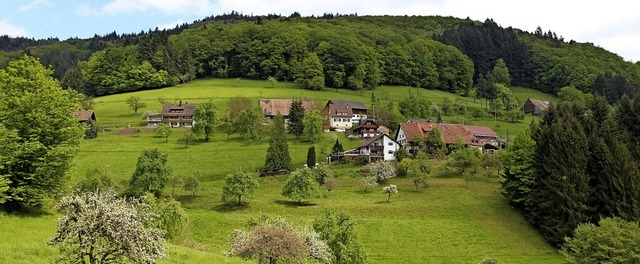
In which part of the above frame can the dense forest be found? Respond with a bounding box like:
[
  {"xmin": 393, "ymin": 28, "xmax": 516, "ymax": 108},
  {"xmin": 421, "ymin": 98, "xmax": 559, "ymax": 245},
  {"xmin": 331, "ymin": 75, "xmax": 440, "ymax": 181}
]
[
  {"xmin": 502, "ymin": 94, "xmax": 640, "ymax": 246},
  {"xmin": 1, "ymin": 12, "xmax": 639, "ymax": 102}
]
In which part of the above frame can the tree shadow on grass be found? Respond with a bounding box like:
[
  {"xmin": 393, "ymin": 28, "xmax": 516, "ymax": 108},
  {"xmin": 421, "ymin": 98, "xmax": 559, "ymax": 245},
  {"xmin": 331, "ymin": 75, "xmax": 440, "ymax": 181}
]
[
  {"xmin": 0, "ymin": 205, "xmax": 54, "ymax": 217},
  {"xmin": 213, "ymin": 202, "xmax": 251, "ymax": 212},
  {"xmin": 273, "ymin": 200, "xmax": 318, "ymax": 208}
]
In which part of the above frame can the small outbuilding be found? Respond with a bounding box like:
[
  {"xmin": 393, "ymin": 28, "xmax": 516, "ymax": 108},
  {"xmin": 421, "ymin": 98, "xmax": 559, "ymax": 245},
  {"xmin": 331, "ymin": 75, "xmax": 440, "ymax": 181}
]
[
  {"xmin": 521, "ymin": 98, "xmax": 550, "ymax": 116},
  {"xmin": 72, "ymin": 110, "xmax": 97, "ymax": 139}
]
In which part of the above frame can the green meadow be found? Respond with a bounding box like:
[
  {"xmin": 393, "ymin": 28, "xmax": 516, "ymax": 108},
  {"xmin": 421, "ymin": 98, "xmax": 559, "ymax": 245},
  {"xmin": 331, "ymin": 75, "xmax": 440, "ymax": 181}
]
[{"xmin": 1, "ymin": 79, "xmax": 563, "ymax": 263}]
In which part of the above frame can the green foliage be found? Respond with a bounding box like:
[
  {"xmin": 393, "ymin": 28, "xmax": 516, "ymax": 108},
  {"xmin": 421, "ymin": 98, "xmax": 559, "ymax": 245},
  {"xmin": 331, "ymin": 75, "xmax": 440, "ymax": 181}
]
[
  {"xmin": 398, "ymin": 91, "xmax": 431, "ymax": 118},
  {"xmin": 180, "ymin": 130, "xmax": 196, "ymax": 148},
  {"xmin": 505, "ymin": 109, "xmax": 525, "ymax": 123},
  {"xmin": 491, "ymin": 58, "xmax": 511, "ymax": 86},
  {"xmin": 494, "ymin": 84, "xmax": 519, "ymax": 111},
  {"xmin": 306, "ymin": 146, "xmax": 316, "ymax": 168},
  {"xmin": 298, "ymin": 52, "xmax": 325, "ymax": 90},
  {"xmin": 410, "ymin": 152, "xmax": 431, "ymax": 189},
  {"xmin": 75, "ymin": 166, "xmax": 116, "ymax": 193},
  {"xmin": 424, "ymin": 128, "xmax": 446, "ymax": 158},
  {"xmin": 237, "ymin": 106, "xmax": 266, "ymax": 141},
  {"xmin": 264, "ymin": 114, "xmax": 291, "ymax": 172},
  {"xmin": 183, "ymin": 172, "xmax": 200, "ymax": 197},
  {"xmin": 557, "ymin": 86, "xmax": 593, "ymax": 104},
  {"xmin": 446, "ymin": 147, "xmax": 480, "ymax": 174},
  {"xmin": 313, "ymin": 210, "xmax": 367, "ymax": 264},
  {"xmin": 129, "ymin": 149, "xmax": 172, "ymax": 197},
  {"xmin": 561, "ymin": 217, "xmax": 640, "ymax": 264},
  {"xmin": 0, "ymin": 55, "xmax": 84, "ymax": 209},
  {"xmin": 154, "ymin": 123, "xmax": 172, "ymax": 143},
  {"xmin": 143, "ymin": 195, "xmax": 190, "ymax": 242},
  {"xmin": 331, "ymin": 138, "xmax": 344, "ymax": 154},
  {"xmin": 479, "ymin": 257, "xmax": 501, "ymax": 264},
  {"xmin": 281, "ymin": 168, "xmax": 320, "ymax": 205},
  {"xmin": 312, "ymin": 165, "xmax": 334, "ymax": 186},
  {"xmin": 394, "ymin": 149, "xmax": 409, "ymax": 162},
  {"xmin": 395, "ymin": 158, "xmax": 413, "ymax": 176},
  {"xmin": 302, "ymin": 110, "xmax": 323, "ymax": 143},
  {"xmin": 50, "ymin": 189, "xmax": 166, "ymax": 263},
  {"xmin": 192, "ymin": 99, "xmax": 216, "ymax": 142},
  {"xmin": 288, "ymin": 100, "xmax": 305, "ymax": 139},
  {"xmin": 126, "ymin": 95, "xmax": 146, "ymax": 115},
  {"xmin": 222, "ymin": 171, "xmax": 260, "ymax": 205}
]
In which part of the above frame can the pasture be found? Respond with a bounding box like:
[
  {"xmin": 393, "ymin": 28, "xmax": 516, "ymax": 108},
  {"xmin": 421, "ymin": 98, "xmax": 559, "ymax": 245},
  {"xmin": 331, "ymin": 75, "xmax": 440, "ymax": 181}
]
[{"xmin": 0, "ymin": 79, "xmax": 563, "ymax": 263}]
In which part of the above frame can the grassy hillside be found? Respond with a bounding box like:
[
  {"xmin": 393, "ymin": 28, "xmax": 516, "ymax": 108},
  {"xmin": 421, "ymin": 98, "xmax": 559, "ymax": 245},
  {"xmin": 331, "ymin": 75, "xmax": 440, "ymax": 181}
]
[{"xmin": 1, "ymin": 79, "xmax": 564, "ymax": 263}]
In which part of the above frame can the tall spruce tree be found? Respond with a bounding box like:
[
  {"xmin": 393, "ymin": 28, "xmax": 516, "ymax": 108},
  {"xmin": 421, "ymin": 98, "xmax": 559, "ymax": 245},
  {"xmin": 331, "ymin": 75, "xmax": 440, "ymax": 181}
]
[
  {"xmin": 530, "ymin": 102, "xmax": 591, "ymax": 246},
  {"xmin": 306, "ymin": 146, "xmax": 316, "ymax": 168},
  {"xmin": 288, "ymin": 100, "xmax": 305, "ymax": 139},
  {"xmin": 264, "ymin": 114, "xmax": 291, "ymax": 172}
]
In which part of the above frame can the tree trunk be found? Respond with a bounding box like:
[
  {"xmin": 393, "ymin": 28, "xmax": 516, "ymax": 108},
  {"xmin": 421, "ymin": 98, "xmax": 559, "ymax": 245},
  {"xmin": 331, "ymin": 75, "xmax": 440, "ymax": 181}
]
[
  {"xmin": 237, "ymin": 195, "xmax": 242, "ymax": 205},
  {"xmin": 387, "ymin": 192, "xmax": 391, "ymax": 202}
]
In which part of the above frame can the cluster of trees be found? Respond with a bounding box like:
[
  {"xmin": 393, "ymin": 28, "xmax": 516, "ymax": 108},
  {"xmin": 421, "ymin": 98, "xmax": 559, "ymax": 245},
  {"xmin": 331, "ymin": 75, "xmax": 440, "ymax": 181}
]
[
  {"xmin": 502, "ymin": 95, "xmax": 640, "ymax": 246},
  {"xmin": 227, "ymin": 211, "xmax": 366, "ymax": 264}
]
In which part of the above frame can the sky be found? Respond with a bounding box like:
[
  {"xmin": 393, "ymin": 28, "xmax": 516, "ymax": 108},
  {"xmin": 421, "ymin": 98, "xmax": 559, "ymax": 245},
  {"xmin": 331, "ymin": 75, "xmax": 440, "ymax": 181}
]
[{"xmin": 1, "ymin": 0, "xmax": 639, "ymax": 62}]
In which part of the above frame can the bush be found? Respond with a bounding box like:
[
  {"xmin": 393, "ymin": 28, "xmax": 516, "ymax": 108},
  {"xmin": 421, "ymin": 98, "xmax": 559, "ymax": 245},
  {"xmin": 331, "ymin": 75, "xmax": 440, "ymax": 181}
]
[{"xmin": 560, "ymin": 217, "xmax": 640, "ymax": 264}]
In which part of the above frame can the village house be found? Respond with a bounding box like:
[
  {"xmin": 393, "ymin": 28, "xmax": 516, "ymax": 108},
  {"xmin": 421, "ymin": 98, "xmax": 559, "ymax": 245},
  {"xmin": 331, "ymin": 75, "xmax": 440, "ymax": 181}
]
[
  {"xmin": 322, "ymin": 100, "xmax": 368, "ymax": 131},
  {"xmin": 258, "ymin": 99, "xmax": 317, "ymax": 123},
  {"xmin": 72, "ymin": 110, "xmax": 97, "ymax": 139},
  {"xmin": 395, "ymin": 121, "xmax": 498, "ymax": 154},
  {"xmin": 521, "ymin": 98, "xmax": 550, "ymax": 116},
  {"xmin": 147, "ymin": 101, "xmax": 197, "ymax": 128},
  {"xmin": 344, "ymin": 133, "xmax": 401, "ymax": 162},
  {"xmin": 352, "ymin": 119, "xmax": 380, "ymax": 138}
]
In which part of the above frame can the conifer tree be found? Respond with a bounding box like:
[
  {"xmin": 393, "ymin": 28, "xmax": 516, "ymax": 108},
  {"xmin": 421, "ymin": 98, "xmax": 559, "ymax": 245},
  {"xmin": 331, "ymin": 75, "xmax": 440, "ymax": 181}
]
[
  {"xmin": 264, "ymin": 114, "xmax": 291, "ymax": 172},
  {"xmin": 288, "ymin": 100, "xmax": 305, "ymax": 139},
  {"xmin": 307, "ymin": 146, "xmax": 316, "ymax": 168},
  {"xmin": 530, "ymin": 102, "xmax": 591, "ymax": 246}
]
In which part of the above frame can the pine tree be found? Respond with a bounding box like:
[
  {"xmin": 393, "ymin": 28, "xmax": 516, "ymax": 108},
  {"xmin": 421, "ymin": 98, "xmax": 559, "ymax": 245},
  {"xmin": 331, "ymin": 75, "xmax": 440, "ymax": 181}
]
[
  {"xmin": 307, "ymin": 146, "xmax": 316, "ymax": 168},
  {"xmin": 530, "ymin": 102, "xmax": 591, "ymax": 246},
  {"xmin": 288, "ymin": 100, "xmax": 304, "ymax": 139},
  {"xmin": 331, "ymin": 138, "xmax": 344, "ymax": 154},
  {"xmin": 264, "ymin": 114, "xmax": 291, "ymax": 172}
]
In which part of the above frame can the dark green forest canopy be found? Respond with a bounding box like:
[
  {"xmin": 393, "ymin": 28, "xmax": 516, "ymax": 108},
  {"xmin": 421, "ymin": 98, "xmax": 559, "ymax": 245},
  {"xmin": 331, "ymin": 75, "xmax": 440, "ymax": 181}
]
[{"xmin": 1, "ymin": 14, "xmax": 638, "ymax": 101}]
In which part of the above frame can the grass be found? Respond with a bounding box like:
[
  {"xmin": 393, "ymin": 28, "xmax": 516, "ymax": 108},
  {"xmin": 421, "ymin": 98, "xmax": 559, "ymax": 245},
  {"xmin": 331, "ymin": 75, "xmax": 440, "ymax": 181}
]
[{"xmin": 0, "ymin": 78, "xmax": 564, "ymax": 263}]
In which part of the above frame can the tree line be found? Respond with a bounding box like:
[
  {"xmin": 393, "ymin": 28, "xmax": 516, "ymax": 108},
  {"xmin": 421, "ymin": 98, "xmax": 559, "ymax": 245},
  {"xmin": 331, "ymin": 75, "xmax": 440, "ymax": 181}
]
[
  {"xmin": 1, "ymin": 14, "xmax": 639, "ymax": 101},
  {"xmin": 502, "ymin": 94, "xmax": 640, "ymax": 246}
]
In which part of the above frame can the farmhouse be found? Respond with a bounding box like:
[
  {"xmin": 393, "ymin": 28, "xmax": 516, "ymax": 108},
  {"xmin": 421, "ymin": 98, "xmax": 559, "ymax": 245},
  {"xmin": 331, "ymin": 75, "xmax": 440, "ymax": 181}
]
[
  {"xmin": 258, "ymin": 99, "xmax": 317, "ymax": 122},
  {"xmin": 147, "ymin": 101, "xmax": 197, "ymax": 128},
  {"xmin": 395, "ymin": 121, "xmax": 498, "ymax": 153},
  {"xmin": 322, "ymin": 100, "xmax": 368, "ymax": 131},
  {"xmin": 521, "ymin": 98, "xmax": 550, "ymax": 115},
  {"xmin": 72, "ymin": 110, "xmax": 97, "ymax": 139},
  {"xmin": 344, "ymin": 133, "xmax": 401, "ymax": 162},
  {"xmin": 352, "ymin": 119, "xmax": 380, "ymax": 138}
]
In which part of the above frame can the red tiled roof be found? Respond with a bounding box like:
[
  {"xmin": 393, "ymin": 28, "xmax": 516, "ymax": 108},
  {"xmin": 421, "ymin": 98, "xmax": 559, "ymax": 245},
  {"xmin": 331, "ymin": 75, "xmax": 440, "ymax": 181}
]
[
  {"xmin": 72, "ymin": 110, "xmax": 95, "ymax": 121},
  {"xmin": 399, "ymin": 122, "xmax": 475, "ymax": 145},
  {"xmin": 259, "ymin": 99, "xmax": 317, "ymax": 117},
  {"xmin": 463, "ymin": 125, "xmax": 498, "ymax": 137}
]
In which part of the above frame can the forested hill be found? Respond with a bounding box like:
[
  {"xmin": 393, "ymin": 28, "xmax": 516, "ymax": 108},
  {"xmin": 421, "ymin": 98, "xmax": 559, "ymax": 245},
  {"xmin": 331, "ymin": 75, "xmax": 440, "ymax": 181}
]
[{"xmin": 1, "ymin": 13, "xmax": 639, "ymax": 103}]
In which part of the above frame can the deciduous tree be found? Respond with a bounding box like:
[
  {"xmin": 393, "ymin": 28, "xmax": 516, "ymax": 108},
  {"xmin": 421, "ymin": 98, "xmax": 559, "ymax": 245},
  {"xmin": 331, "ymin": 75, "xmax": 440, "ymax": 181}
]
[
  {"xmin": 383, "ymin": 184, "xmax": 398, "ymax": 202},
  {"xmin": 561, "ymin": 217, "xmax": 640, "ymax": 264},
  {"xmin": 192, "ymin": 99, "xmax": 216, "ymax": 141},
  {"xmin": 129, "ymin": 149, "xmax": 172, "ymax": 197},
  {"xmin": 370, "ymin": 161, "xmax": 397, "ymax": 182},
  {"xmin": 154, "ymin": 123, "xmax": 171, "ymax": 143},
  {"xmin": 302, "ymin": 110, "xmax": 324, "ymax": 143},
  {"xmin": 126, "ymin": 95, "xmax": 146, "ymax": 115},
  {"xmin": 222, "ymin": 171, "xmax": 260, "ymax": 205},
  {"xmin": 313, "ymin": 210, "xmax": 367, "ymax": 264},
  {"xmin": 0, "ymin": 55, "xmax": 84, "ymax": 209},
  {"xmin": 49, "ymin": 189, "xmax": 166, "ymax": 264},
  {"xmin": 281, "ymin": 168, "xmax": 320, "ymax": 205}
]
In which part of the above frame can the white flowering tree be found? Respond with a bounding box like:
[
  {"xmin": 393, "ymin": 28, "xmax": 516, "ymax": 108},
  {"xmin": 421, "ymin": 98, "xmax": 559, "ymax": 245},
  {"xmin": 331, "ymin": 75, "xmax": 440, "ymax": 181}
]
[
  {"xmin": 383, "ymin": 184, "xmax": 398, "ymax": 202},
  {"xmin": 361, "ymin": 176, "xmax": 378, "ymax": 192},
  {"xmin": 226, "ymin": 215, "xmax": 332, "ymax": 264},
  {"xmin": 370, "ymin": 161, "xmax": 397, "ymax": 182},
  {"xmin": 49, "ymin": 189, "xmax": 167, "ymax": 263}
]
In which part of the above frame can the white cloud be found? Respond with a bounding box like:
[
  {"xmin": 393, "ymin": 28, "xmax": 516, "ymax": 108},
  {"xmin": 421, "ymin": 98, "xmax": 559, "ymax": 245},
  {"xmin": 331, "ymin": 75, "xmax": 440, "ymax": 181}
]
[
  {"xmin": 158, "ymin": 19, "xmax": 185, "ymax": 30},
  {"xmin": 0, "ymin": 20, "xmax": 29, "ymax": 37},
  {"xmin": 79, "ymin": 0, "xmax": 217, "ymax": 16},
  {"xmin": 18, "ymin": 0, "xmax": 54, "ymax": 12}
]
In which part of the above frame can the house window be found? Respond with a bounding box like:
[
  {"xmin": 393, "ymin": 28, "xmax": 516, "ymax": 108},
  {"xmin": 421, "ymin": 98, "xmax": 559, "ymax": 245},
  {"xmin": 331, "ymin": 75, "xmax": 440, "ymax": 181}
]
[
  {"xmin": 334, "ymin": 118, "xmax": 337, "ymax": 122},
  {"xmin": 388, "ymin": 150, "xmax": 394, "ymax": 154},
  {"xmin": 347, "ymin": 119, "xmax": 350, "ymax": 122},
  {"xmin": 388, "ymin": 142, "xmax": 393, "ymax": 146}
]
